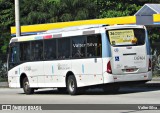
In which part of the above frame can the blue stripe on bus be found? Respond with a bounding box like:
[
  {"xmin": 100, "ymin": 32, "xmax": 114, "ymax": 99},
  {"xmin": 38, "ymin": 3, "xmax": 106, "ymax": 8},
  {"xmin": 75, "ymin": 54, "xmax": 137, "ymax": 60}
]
[
  {"xmin": 19, "ymin": 68, "xmax": 20, "ymax": 75},
  {"xmin": 153, "ymin": 22, "xmax": 160, "ymax": 25},
  {"xmin": 82, "ymin": 64, "xmax": 84, "ymax": 74},
  {"xmin": 52, "ymin": 65, "xmax": 54, "ymax": 74},
  {"xmin": 145, "ymin": 31, "xmax": 151, "ymax": 55},
  {"xmin": 101, "ymin": 33, "xmax": 111, "ymax": 57},
  {"xmin": 35, "ymin": 36, "xmax": 43, "ymax": 40}
]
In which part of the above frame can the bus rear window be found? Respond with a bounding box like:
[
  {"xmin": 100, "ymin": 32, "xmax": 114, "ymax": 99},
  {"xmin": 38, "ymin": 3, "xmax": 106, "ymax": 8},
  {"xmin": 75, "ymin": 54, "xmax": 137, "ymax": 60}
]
[{"xmin": 106, "ymin": 28, "xmax": 145, "ymax": 46}]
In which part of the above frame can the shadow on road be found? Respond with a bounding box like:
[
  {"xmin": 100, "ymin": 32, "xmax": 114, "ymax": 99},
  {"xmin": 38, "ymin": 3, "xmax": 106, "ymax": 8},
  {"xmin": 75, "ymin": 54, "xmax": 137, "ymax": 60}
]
[{"xmin": 24, "ymin": 85, "xmax": 160, "ymax": 95}]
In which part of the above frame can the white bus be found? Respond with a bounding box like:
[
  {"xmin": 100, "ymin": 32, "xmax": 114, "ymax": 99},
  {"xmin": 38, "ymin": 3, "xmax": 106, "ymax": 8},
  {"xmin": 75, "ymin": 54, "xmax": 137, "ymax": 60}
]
[{"xmin": 7, "ymin": 25, "xmax": 152, "ymax": 95}]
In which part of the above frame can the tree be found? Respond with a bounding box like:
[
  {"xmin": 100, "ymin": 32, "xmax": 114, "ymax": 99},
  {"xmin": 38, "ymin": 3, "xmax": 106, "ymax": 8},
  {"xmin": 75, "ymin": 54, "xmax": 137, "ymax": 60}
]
[
  {"xmin": 57, "ymin": 0, "xmax": 97, "ymax": 22},
  {"xmin": 19, "ymin": 0, "xmax": 97, "ymax": 25},
  {"xmin": 0, "ymin": 0, "xmax": 14, "ymax": 79},
  {"xmin": 20, "ymin": 0, "xmax": 58, "ymax": 25},
  {"xmin": 97, "ymin": 0, "xmax": 141, "ymax": 18},
  {"xmin": 0, "ymin": 0, "xmax": 14, "ymax": 58},
  {"xmin": 98, "ymin": 0, "xmax": 160, "ymax": 18}
]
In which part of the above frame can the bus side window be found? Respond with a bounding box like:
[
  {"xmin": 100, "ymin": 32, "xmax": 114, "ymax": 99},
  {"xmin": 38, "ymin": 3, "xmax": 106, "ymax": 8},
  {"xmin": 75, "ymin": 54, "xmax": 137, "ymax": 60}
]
[
  {"xmin": 31, "ymin": 41, "xmax": 43, "ymax": 61},
  {"xmin": 9, "ymin": 46, "xmax": 18, "ymax": 63},
  {"xmin": 44, "ymin": 39, "xmax": 57, "ymax": 60},
  {"xmin": 134, "ymin": 29, "xmax": 145, "ymax": 45},
  {"xmin": 72, "ymin": 36, "xmax": 86, "ymax": 59},
  {"xmin": 58, "ymin": 38, "xmax": 70, "ymax": 59},
  {"xmin": 20, "ymin": 42, "xmax": 31, "ymax": 61},
  {"xmin": 87, "ymin": 34, "xmax": 102, "ymax": 57},
  {"xmin": 9, "ymin": 43, "xmax": 19, "ymax": 69}
]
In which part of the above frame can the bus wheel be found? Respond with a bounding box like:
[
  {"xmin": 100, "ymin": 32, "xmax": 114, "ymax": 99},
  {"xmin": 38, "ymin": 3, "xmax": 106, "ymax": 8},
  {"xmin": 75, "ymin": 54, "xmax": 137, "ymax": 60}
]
[
  {"xmin": 67, "ymin": 75, "xmax": 78, "ymax": 95},
  {"xmin": 103, "ymin": 85, "xmax": 120, "ymax": 93},
  {"xmin": 23, "ymin": 77, "xmax": 34, "ymax": 95}
]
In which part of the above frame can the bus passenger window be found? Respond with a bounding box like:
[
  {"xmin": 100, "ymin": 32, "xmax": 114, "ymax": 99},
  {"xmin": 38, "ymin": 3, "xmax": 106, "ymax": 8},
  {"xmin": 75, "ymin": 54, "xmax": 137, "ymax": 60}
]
[
  {"xmin": 31, "ymin": 41, "xmax": 43, "ymax": 61},
  {"xmin": 20, "ymin": 42, "xmax": 31, "ymax": 61},
  {"xmin": 9, "ymin": 46, "xmax": 18, "ymax": 63},
  {"xmin": 9, "ymin": 43, "xmax": 19, "ymax": 69},
  {"xmin": 58, "ymin": 38, "xmax": 70, "ymax": 59},
  {"xmin": 72, "ymin": 36, "xmax": 86, "ymax": 59},
  {"xmin": 44, "ymin": 39, "xmax": 56, "ymax": 60},
  {"xmin": 87, "ymin": 34, "xmax": 102, "ymax": 57}
]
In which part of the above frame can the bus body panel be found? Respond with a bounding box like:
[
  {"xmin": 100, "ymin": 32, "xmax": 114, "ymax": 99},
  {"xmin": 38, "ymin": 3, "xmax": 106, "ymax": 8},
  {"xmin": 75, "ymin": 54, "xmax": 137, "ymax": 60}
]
[
  {"xmin": 8, "ymin": 65, "xmax": 22, "ymax": 88},
  {"xmin": 8, "ymin": 62, "xmax": 39, "ymax": 88},
  {"xmin": 102, "ymin": 57, "xmax": 152, "ymax": 84},
  {"xmin": 110, "ymin": 45, "xmax": 148, "ymax": 75},
  {"xmin": 71, "ymin": 58, "xmax": 103, "ymax": 87},
  {"xmin": 44, "ymin": 60, "xmax": 71, "ymax": 87},
  {"xmin": 29, "ymin": 62, "xmax": 44, "ymax": 87}
]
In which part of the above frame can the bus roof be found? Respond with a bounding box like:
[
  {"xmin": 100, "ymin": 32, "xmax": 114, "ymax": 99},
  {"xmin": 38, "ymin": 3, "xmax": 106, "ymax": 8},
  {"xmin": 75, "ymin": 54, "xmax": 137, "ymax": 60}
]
[
  {"xmin": 44, "ymin": 24, "xmax": 108, "ymax": 34},
  {"xmin": 10, "ymin": 24, "xmax": 145, "ymax": 43}
]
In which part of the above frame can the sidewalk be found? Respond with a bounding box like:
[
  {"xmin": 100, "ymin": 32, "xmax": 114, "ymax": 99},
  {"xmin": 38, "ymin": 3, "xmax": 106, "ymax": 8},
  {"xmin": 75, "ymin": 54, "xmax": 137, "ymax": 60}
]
[
  {"xmin": 151, "ymin": 77, "xmax": 160, "ymax": 81},
  {"xmin": 0, "ymin": 82, "xmax": 8, "ymax": 88},
  {"xmin": 0, "ymin": 77, "xmax": 160, "ymax": 88}
]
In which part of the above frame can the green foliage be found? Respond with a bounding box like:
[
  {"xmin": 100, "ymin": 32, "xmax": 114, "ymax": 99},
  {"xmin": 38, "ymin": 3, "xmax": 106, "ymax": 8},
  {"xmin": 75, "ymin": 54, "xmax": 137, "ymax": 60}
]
[
  {"xmin": 58, "ymin": 0, "xmax": 96, "ymax": 21},
  {"xmin": 0, "ymin": 60, "xmax": 7, "ymax": 79},
  {"xmin": 97, "ymin": 0, "xmax": 141, "ymax": 18},
  {"xmin": 20, "ymin": 0, "xmax": 55, "ymax": 24},
  {"xmin": 148, "ymin": 28, "xmax": 160, "ymax": 41},
  {"xmin": 0, "ymin": 0, "xmax": 14, "ymax": 56},
  {"xmin": 19, "ymin": 0, "xmax": 97, "ymax": 24}
]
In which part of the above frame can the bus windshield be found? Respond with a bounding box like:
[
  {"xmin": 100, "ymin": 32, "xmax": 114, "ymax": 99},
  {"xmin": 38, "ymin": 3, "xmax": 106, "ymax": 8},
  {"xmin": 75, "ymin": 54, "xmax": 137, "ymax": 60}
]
[{"xmin": 106, "ymin": 28, "xmax": 145, "ymax": 46}]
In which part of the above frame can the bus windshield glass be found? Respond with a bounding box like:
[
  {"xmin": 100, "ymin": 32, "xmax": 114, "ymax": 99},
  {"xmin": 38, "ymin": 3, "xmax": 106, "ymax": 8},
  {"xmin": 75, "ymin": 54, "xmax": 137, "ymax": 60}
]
[{"xmin": 106, "ymin": 28, "xmax": 145, "ymax": 46}]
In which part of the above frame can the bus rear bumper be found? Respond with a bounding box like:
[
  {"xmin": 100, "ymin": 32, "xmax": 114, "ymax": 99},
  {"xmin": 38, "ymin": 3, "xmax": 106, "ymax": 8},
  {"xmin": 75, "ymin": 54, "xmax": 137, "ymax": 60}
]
[{"xmin": 103, "ymin": 71, "xmax": 152, "ymax": 83}]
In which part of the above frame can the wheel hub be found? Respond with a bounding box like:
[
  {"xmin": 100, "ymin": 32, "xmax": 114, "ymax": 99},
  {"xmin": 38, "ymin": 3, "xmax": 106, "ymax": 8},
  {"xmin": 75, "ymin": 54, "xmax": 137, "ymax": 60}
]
[
  {"xmin": 24, "ymin": 82, "xmax": 29, "ymax": 91},
  {"xmin": 69, "ymin": 80, "xmax": 75, "ymax": 92}
]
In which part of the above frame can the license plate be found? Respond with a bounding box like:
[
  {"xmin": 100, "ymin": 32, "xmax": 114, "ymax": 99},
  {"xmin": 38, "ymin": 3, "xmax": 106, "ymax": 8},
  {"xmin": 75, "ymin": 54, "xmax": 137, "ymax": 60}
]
[{"xmin": 126, "ymin": 69, "xmax": 134, "ymax": 72}]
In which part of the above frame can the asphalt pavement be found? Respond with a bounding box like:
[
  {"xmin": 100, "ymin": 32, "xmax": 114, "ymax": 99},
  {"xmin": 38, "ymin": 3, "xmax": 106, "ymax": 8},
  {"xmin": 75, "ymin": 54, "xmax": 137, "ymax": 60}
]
[
  {"xmin": 0, "ymin": 77, "xmax": 160, "ymax": 113},
  {"xmin": 0, "ymin": 77, "xmax": 160, "ymax": 88}
]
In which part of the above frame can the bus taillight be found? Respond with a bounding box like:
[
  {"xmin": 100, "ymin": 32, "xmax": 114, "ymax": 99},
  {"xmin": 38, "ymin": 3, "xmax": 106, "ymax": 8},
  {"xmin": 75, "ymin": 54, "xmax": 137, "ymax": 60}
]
[
  {"xmin": 107, "ymin": 61, "xmax": 112, "ymax": 74},
  {"xmin": 148, "ymin": 58, "xmax": 152, "ymax": 71}
]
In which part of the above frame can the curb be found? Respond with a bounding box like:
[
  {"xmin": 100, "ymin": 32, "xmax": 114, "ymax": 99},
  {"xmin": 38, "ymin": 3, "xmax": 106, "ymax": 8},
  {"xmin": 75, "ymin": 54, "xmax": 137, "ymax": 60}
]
[
  {"xmin": 151, "ymin": 77, "xmax": 160, "ymax": 81},
  {"xmin": 0, "ymin": 82, "xmax": 9, "ymax": 88}
]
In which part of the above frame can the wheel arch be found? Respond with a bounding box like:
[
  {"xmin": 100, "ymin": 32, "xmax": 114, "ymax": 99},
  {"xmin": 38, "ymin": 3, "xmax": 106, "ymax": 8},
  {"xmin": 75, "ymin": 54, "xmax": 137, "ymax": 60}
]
[
  {"xmin": 65, "ymin": 71, "xmax": 75, "ymax": 86},
  {"xmin": 20, "ymin": 73, "xmax": 27, "ymax": 88}
]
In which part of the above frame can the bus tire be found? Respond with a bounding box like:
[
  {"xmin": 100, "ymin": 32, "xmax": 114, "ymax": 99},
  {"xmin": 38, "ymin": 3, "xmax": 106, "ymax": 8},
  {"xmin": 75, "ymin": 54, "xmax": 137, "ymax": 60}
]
[
  {"xmin": 67, "ymin": 75, "xmax": 78, "ymax": 95},
  {"xmin": 23, "ymin": 77, "xmax": 34, "ymax": 95}
]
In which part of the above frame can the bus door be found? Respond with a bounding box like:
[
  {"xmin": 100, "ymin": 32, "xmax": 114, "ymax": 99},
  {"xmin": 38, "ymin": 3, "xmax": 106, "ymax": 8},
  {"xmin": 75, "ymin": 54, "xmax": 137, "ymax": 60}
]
[
  {"xmin": 106, "ymin": 28, "xmax": 148, "ymax": 75},
  {"xmin": 8, "ymin": 42, "xmax": 19, "ymax": 87}
]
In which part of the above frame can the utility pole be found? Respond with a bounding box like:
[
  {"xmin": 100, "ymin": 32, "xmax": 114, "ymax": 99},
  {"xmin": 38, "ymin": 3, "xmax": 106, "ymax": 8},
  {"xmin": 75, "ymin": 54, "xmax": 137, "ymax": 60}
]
[{"xmin": 15, "ymin": 0, "xmax": 21, "ymax": 37}]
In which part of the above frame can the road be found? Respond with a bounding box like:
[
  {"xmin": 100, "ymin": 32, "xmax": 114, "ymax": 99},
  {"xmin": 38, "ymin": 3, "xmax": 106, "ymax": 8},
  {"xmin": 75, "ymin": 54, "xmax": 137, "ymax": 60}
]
[{"xmin": 0, "ymin": 86, "xmax": 160, "ymax": 113}]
